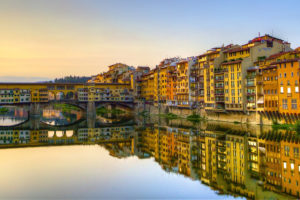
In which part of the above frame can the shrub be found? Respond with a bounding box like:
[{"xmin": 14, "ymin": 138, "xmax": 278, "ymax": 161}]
[
  {"xmin": 0, "ymin": 107, "xmax": 9, "ymax": 114},
  {"xmin": 187, "ymin": 113, "xmax": 201, "ymax": 122},
  {"xmin": 295, "ymin": 121, "xmax": 300, "ymax": 135}
]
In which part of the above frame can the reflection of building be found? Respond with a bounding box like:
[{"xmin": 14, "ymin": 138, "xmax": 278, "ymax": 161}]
[
  {"xmin": 0, "ymin": 123, "xmax": 298, "ymax": 199},
  {"xmin": 43, "ymin": 109, "xmax": 62, "ymax": 118},
  {"xmin": 281, "ymin": 135, "xmax": 300, "ymax": 197}
]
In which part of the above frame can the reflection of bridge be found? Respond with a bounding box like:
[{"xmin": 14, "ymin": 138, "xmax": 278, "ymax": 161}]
[
  {"xmin": 0, "ymin": 115, "xmax": 135, "ymax": 131},
  {"xmin": 0, "ymin": 124, "xmax": 136, "ymax": 151}
]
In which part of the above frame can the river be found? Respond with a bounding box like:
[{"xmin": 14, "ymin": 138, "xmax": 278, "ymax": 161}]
[{"xmin": 0, "ymin": 105, "xmax": 296, "ymax": 199}]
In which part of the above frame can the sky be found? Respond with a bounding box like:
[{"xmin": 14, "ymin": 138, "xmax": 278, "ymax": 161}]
[{"xmin": 1, "ymin": 0, "xmax": 300, "ymax": 81}]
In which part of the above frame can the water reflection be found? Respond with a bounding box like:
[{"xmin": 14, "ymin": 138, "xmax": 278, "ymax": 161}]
[
  {"xmin": 0, "ymin": 106, "xmax": 28, "ymax": 126},
  {"xmin": 96, "ymin": 105, "xmax": 133, "ymax": 124},
  {"xmin": 0, "ymin": 117, "xmax": 298, "ymax": 199},
  {"xmin": 41, "ymin": 103, "xmax": 83, "ymax": 126}
]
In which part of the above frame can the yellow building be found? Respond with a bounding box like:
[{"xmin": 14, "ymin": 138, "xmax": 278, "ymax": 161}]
[
  {"xmin": 91, "ymin": 63, "xmax": 135, "ymax": 84},
  {"xmin": 0, "ymin": 83, "xmax": 133, "ymax": 104},
  {"xmin": 223, "ymin": 35, "xmax": 291, "ymax": 112}
]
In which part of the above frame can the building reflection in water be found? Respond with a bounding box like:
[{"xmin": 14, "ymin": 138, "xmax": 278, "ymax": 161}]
[{"xmin": 0, "ymin": 121, "xmax": 299, "ymax": 199}]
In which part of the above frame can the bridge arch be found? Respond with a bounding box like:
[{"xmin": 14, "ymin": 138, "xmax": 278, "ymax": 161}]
[
  {"xmin": 56, "ymin": 131, "xmax": 63, "ymax": 137},
  {"xmin": 48, "ymin": 131, "xmax": 55, "ymax": 138},
  {"xmin": 66, "ymin": 130, "xmax": 74, "ymax": 137},
  {"xmin": 56, "ymin": 92, "xmax": 65, "ymax": 101},
  {"xmin": 48, "ymin": 91, "xmax": 56, "ymax": 101},
  {"xmin": 66, "ymin": 91, "xmax": 75, "ymax": 100}
]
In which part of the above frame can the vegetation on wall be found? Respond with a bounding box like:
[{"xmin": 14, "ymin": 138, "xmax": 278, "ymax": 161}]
[
  {"xmin": 96, "ymin": 107, "xmax": 125, "ymax": 116},
  {"xmin": 0, "ymin": 107, "xmax": 9, "ymax": 114},
  {"xmin": 272, "ymin": 120, "xmax": 300, "ymax": 135},
  {"xmin": 54, "ymin": 103, "xmax": 81, "ymax": 112}
]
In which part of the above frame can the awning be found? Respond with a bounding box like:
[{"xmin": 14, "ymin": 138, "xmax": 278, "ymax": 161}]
[{"xmin": 257, "ymin": 97, "xmax": 264, "ymax": 104}]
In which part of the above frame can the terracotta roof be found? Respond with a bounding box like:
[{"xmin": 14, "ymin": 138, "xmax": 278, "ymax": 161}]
[
  {"xmin": 137, "ymin": 66, "xmax": 150, "ymax": 70},
  {"xmin": 266, "ymin": 51, "xmax": 290, "ymax": 60},
  {"xmin": 271, "ymin": 58, "xmax": 300, "ymax": 65},
  {"xmin": 250, "ymin": 34, "xmax": 285, "ymax": 44},
  {"xmin": 262, "ymin": 65, "xmax": 277, "ymax": 70},
  {"xmin": 224, "ymin": 47, "xmax": 250, "ymax": 53},
  {"xmin": 222, "ymin": 60, "xmax": 242, "ymax": 65},
  {"xmin": 177, "ymin": 59, "xmax": 188, "ymax": 64},
  {"xmin": 197, "ymin": 50, "xmax": 219, "ymax": 58}
]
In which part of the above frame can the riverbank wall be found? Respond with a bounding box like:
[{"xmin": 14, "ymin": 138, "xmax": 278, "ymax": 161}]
[{"xmin": 134, "ymin": 102, "xmax": 279, "ymax": 125}]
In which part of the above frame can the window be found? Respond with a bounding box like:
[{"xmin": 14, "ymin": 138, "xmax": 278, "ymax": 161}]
[
  {"xmin": 292, "ymin": 72, "xmax": 294, "ymax": 77},
  {"xmin": 284, "ymin": 161, "xmax": 287, "ymax": 169},
  {"xmin": 281, "ymin": 87, "xmax": 284, "ymax": 93},
  {"xmin": 296, "ymin": 86, "xmax": 299, "ymax": 93},
  {"xmin": 291, "ymin": 163, "xmax": 295, "ymax": 171},
  {"xmin": 292, "ymin": 99, "xmax": 297, "ymax": 109},
  {"xmin": 282, "ymin": 99, "xmax": 288, "ymax": 110},
  {"xmin": 288, "ymin": 87, "xmax": 291, "ymax": 94},
  {"xmin": 284, "ymin": 73, "xmax": 287, "ymax": 78},
  {"xmin": 285, "ymin": 145, "xmax": 290, "ymax": 156},
  {"xmin": 294, "ymin": 147, "xmax": 299, "ymax": 158}
]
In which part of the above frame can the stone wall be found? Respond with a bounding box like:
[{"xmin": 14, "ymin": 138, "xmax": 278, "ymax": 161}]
[{"xmin": 134, "ymin": 101, "xmax": 279, "ymax": 125}]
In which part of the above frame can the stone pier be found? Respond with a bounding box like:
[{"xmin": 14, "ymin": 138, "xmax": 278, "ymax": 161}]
[{"xmin": 29, "ymin": 102, "xmax": 41, "ymax": 116}]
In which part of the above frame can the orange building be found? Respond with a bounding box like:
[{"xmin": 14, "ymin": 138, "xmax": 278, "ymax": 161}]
[
  {"xmin": 275, "ymin": 58, "xmax": 300, "ymax": 115},
  {"xmin": 262, "ymin": 65, "xmax": 279, "ymax": 113},
  {"xmin": 166, "ymin": 64, "xmax": 177, "ymax": 106},
  {"xmin": 176, "ymin": 60, "xmax": 190, "ymax": 107},
  {"xmin": 281, "ymin": 135, "xmax": 300, "ymax": 197}
]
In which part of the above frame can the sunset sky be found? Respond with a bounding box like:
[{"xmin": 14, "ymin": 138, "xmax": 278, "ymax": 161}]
[{"xmin": 1, "ymin": 0, "xmax": 300, "ymax": 81}]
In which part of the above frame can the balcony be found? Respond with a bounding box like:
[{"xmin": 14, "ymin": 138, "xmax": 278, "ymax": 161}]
[
  {"xmin": 247, "ymin": 92, "xmax": 256, "ymax": 96},
  {"xmin": 215, "ymin": 77, "xmax": 224, "ymax": 82},
  {"xmin": 215, "ymin": 98, "xmax": 224, "ymax": 103},
  {"xmin": 257, "ymin": 92, "xmax": 264, "ymax": 96},
  {"xmin": 214, "ymin": 69, "xmax": 227, "ymax": 74},
  {"xmin": 215, "ymin": 85, "xmax": 224, "ymax": 89},
  {"xmin": 215, "ymin": 93, "xmax": 224, "ymax": 96},
  {"xmin": 247, "ymin": 82, "xmax": 255, "ymax": 87}
]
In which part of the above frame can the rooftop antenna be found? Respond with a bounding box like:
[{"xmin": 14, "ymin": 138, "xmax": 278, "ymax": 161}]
[{"xmin": 258, "ymin": 32, "xmax": 260, "ymax": 37}]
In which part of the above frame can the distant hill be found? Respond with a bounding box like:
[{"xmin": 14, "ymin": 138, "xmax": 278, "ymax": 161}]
[{"xmin": 47, "ymin": 76, "xmax": 91, "ymax": 83}]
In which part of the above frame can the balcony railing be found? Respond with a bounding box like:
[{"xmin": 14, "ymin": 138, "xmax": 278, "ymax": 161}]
[
  {"xmin": 215, "ymin": 78, "xmax": 224, "ymax": 81},
  {"xmin": 214, "ymin": 69, "xmax": 228, "ymax": 74},
  {"xmin": 215, "ymin": 98, "xmax": 224, "ymax": 103},
  {"xmin": 215, "ymin": 85, "xmax": 224, "ymax": 89},
  {"xmin": 247, "ymin": 82, "xmax": 255, "ymax": 87},
  {"xmin": 247, "ymin": 99, "xmax": 255, "ymax": 103}
]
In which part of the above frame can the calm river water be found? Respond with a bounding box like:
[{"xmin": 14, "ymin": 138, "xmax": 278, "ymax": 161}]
[{"xmin": 0, "ymin": 105, "xmax": 296, "ymax": 199}]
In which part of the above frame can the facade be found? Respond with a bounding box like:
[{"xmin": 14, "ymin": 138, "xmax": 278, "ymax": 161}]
[
  {"xmin": 90, "ymin": 63, "xmax": 135, "ymax": 84},
  {"xmin": 0, "ymin": 83, "xmax": 133, "ymax": 104}
]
